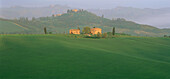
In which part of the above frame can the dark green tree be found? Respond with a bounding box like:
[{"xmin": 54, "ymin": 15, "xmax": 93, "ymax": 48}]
[
  {"xmin": 67, "ymin": 9, "xmax": 70, "ymax": 13},
  {"xmin": 103, "ymin": 33, "xmax": 107, "ymax": 38},
  {"xmin": 44, "ymin": 27, "xmax": 47, "ymax": 34},
  {"xmin": 49, "ymin": 32, "xmax": 52, "ymax": 34},
  {"xmin": 107, "ymin": 32, "xmax": 112, "ymax": 38},
  {"xmin": 82, "ymin": 27, "xmax": 91, "ymax": 34},
  {"xmin": 164, "ymin": 35, "xmax": 168, "ymax": 37},
  {"xmin": 112, "ymin": 27, "xmax": 115, "ymax": 35},
  {"xmin": 97, "ymin": 32, "xmax": 102, "ymax": 38}
]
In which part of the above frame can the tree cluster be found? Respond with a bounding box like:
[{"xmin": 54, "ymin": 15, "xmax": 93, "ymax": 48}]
[
  {"xmin": 164, "ymin": 35, "xmax": 170, "ymax": 38},
  {"xmin": 67, "ymin": 9, "xmax": 84, "ymax": 13}
]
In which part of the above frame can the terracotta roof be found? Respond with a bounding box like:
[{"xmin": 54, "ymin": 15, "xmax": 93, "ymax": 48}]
[
  {"xmin": 72, "ymin": 9, "xmax": 78, "ymax": 12},
  {"xmin": 91, "ymin": 28, "xmax": 102, "ymax": 30},
  {"xmin": 70, "ymin": 29, "xmax": 80, "ymax": 31}
]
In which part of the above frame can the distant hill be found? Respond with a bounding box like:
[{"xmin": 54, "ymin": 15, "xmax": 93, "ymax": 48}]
[
  {"xmin": 87, "ymin": 7, "xmax": 170, "ymax": 28},
  {"xmin": 1, "ymin": 10, "xmax": 170, "ymax": 36},
  {"xmin": 1, "ymin": 5, "xmax": 170, "ymax": 28},
  {"xmin": 0, "ymin": 5, "xmax": 70, "ymax": 19}
]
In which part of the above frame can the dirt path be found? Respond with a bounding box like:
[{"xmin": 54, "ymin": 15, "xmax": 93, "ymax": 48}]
[{"xmin": 12, "ymin": 22, "xmax": 29, "ymax": 30}]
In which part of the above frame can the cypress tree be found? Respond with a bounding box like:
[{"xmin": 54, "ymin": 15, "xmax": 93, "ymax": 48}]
[
  {"xmin": 44, "ymin": 27, "xmax": 47, "ymax": 34},
  {"xmin": 112, "ymin": 27, "xmax": 115, "ymax": 35}
]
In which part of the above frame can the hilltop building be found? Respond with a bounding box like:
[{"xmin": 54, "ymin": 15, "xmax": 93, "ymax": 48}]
[
  {"xmin": 69, "ymin": 29, "xmax": 80, "ymax": 34},
  {"xmin": 72, "ymin": 9, "xmax": 78, "ymax": 12},
  {"xmin": 53, "ymin": 14, "xmax": 62, "ymax": 17},
  {"xmin": 67, "ymin": 9, "xmax": 83, "ymax": 13},
  {"xmin": 90, "ymin": 27, "xmax": 102, "ymax": 35},
  {"xmin": 56, "ymin": 14, "xmax": 62, "ymax": 16}
]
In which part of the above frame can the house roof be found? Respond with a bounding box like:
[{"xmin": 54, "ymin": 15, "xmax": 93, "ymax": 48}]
[
  {"xmin": 72, "ymin": 9, "xmax": 78, "ymax": 12},
  {"xmin": 70, "ymin": 29, "xmax": 80, "ymax": 31},
  {"xmin": 91, "ymin": 28, "xmax": 102, "ymax": 30}
]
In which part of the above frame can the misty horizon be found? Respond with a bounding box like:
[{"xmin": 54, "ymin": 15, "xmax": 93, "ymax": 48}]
[
  {"xmin": 1, "ymin": 5, "xmax": 170, "ymax": 10},
  {"xmin": 1, "ymin": 0, "xmax": 170, "ymax": 9},
  {"xmin": 0, "ymin": 0, "xmax": 170, "ymax": 29}
]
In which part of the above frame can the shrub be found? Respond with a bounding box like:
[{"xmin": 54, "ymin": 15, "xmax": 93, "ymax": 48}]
[
  {"xmin": 97, "ymin": 32, "xmax": 102, "ymax": 38},
  {"xmin": 82, "ymin": 27, "xmax": 91, "ymax": 34},
  {"xmin": 103, "ymin": 33, "xmax": 107, "ymax": 38},
  {"xmin": 49, "ymin": 32, "xmax": 52, "ymax": 34},
  {"xmin": 107, "ymin": 32, "xmax": 112, "ymax": 38},
  {"xmin": 164, "ymin": 35, "xmax": 168, "ymax": 37}
]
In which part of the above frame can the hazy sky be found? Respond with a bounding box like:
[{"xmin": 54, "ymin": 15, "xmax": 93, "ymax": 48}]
[{"xmin": 1, "ymin": 0, "xmax": 170, "ymax": 9}]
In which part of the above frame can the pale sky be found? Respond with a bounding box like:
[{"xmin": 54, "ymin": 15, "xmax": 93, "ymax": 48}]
[{"xmin": 1, "ymin": 0, "xmax": 170, "ymax": 9}]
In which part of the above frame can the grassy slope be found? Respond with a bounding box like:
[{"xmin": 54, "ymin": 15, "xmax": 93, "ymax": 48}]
[
  {"xmin": 9, "ymin": 11, "xmax": 169, "ymax": 36},
  {"xmin": 0, "ymin": 20, "xmax": 26, "ymax": 33},
  {"xmin": 0, "ymin": 35, "xmax": 170, "ymax": 79},
  {"xmin": 1, "ymin": 11, "xmax": 170, "ymax": 36}
]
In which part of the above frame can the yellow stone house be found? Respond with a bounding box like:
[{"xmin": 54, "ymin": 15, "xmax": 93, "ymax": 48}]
[
  {"xmin": 56, "ymin": 14, "xmax": 62, "ymax": 16},
  {"xmin": 90, "ymin": 27, "xmax": 102, "ymax": 35},
  {"xmin": 69, "ymin": 27, "xmax": 102, "ymax": 35},
  {"xmin": 53, "ymin": 14, "xmax": 62, "ymax": 17},
  {"xmin": 69, "ymin": 29, "xmax": 80, "ymax": 34},
  {"xmin": 72, "ymin": 9, "xmax": 78, "ymax": 12}
]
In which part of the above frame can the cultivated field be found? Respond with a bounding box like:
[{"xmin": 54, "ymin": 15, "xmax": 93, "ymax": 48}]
[
  {"xmin": 0, "ymin": 35, "xmax": 170, "ymax": 79},
  {"xmin": 0, "ymin": 21, "xmax": 26, "ymax": 33}
]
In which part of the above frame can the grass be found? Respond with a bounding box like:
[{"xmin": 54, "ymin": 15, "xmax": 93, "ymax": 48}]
[
  {"xmin": 0, "ymin": 21, "xmax": 26, "ymax": 33},
  {"xmin": 0, "ymin": 34, "xmax": 170, "ymax": 79}
]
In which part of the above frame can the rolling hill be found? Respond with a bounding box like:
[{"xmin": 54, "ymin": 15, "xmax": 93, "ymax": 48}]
[
  {"xmin": 87, "ymin": 7, "xmax": 170, "ymax": 28},
  {"xmin": 6, "ymin": 10, "xmax": 170, "ymax": 36},
  {"xmin": 0, "ymin": 35, "xmax": 170, "ymax": 79},
  {"xmin": 0, "ymin": 19, "xmax": 28, "ymax": 34},
  {"xmin": 0, "ymin": 10, "xmax": 170, "ymax": 36},
  {"xmin": 1, "ymin": 5, "xmax": 170, "ymax": 28}
]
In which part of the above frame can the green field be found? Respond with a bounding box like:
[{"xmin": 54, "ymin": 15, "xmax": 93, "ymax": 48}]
[
  {"xmin": 0, "ymin": 35, "xmax": 170, "ymax": 79},
  {"xmin": 0, "ymin": 21, "xmax": 27, "ymax": 33}
]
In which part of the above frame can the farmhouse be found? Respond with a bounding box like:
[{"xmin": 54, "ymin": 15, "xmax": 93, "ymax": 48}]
[
  {"xmin": 69, "ymin": 27, "xmax": 102, "ymax": 35},
  {"xmin": 69, "ymin": 29, "xmax": 80, "ymax": 34},
  {"xmin": 53, "ymin": 14, "xmax": 62, "ymax": 17},
  {"xmin": 90, "ymin": 27, "xmax": 102, "ymax": 35},
  {"xmin": 72, "ymin": 9, "xmax": 78, "ymax": 12},
  {"xmin": 56, "ymin": 14, "xmax": 62, "ymax": 16}
]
